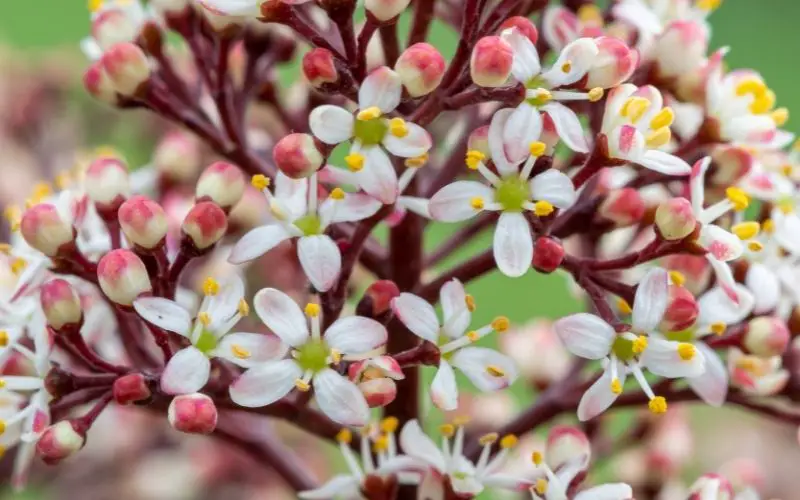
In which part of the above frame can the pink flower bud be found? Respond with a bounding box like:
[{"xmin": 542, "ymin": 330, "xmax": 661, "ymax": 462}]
[
  {"xmin": 97, "ymin": 249, "xmax": 152, "ymax": 306},
  {"xmin": 118, "ymin": 196, "xmax": 169, "ymax": 249},
  {"xmin": 545, "ymin": 425, "xmax": 591, "ymax": 470},
  {"xmin": 113, "ymin": 373, "xmax": 152, "ymax": 405},
  {"xmin": 498, "ymin": 17, "xmax": 539, "ymax": 44},
  {"xmin": 348, "ymin": 356, "xmax": 404, "ymax": 408},
  {"xmin": 470, "ymin": 36, "xmax": 513, "ymax": 88},
  {"xmin": 40, "ymin": 279, "xmax": 82, "ymax": 330},
  {"xmin": 532, "ymin": 236, "xmax": 565, "ymax": 274},
  {"xmin": 654, "ymin": 21, "xmax": 708, "ymax": 78},
  {"xmin": 182, "ymin": 202, "xmax": 228, "ymax": 250},
  {"xmin": 196, "ymin": 161, "xmax": 246, "ymax": 209},
  {"xmin": 364, "ymin": 0, "xmax": 411, "ymax": 22},
  {"xmin": 654, "ymin": 197, "xmax": 697, "ymax": 240},
  {"xmin": 273, "ymin": 133, "xmax": 324, "ymax": 179},
  {"xmin": 85, "ymin": 156, "xmax": 130, "ymax": 213},
  {"xmin": 100, "ymin": 42, "xmax": 151, "ymax": 97},
  {"xmin": 83, "ymin": 62, "xmax": 117, "ymax": 104},
  {"xmin": 356, "ymin": 280, "xmax": 401, "ymax": 318},
  {"xmin": 745, "ymin": 316, "xmax": 789, "ymax": 358},
  {"xmin": 709, "ymin": 145, "xmax": 754, "ymax": 186},
  {"xmin": 598, "ymin": 188, "xmax": 645, "ymax": 226},
  {"xmin": 168, "ymin": 393, "xmax": 218, "ymax": 434},
  {"xmin": 585, "ymin": 36, "xmax": 639, "ymax": 89},
  {"xmin": 467, "ymin": 126, "xmax": 491, "ymax": 159},
  {"xmin": 36, "ymin": 421, "xmax": 85, "ymax": 465},
  {"xmin": 660, "ymin": 285, "xmax": 698, "ymax": 332},
  {"xmin": 20, "ymin": 204, "xmax": 75, "ymax": 257},
  {"xmin": 302, "ymin": 48, "xmax": 338, "ymax": 87},
  {"xmin": 92, "ymin": 9, "xmax": 138, "ymax": 52},
  {"xmin": 228, "ymin": 186, "xmax": 269, "ymax": 230},
  {"xmin": 395, "ymin": 43, "xmax": 445, "ymax": 97},
  {"xmin": 153, "ymin": 131, "xmax": 201, "ymax": 182},
  {"xmin": 688, "ymin": 474, "xmax": 733, "ymax": 500}
]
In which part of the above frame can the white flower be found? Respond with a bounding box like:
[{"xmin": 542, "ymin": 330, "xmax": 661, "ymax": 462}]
[
  {"xmin": 229, "ymin": 288, "xmax": 388, "ymax": 426},
  {"xmin": 728, "ymin": 347, "xmax": 789, "ymax": 397},
  {"xmin": 429, "ymin": 111, "xmax": 577, "ymax": 277},
  {"xmin": 391, "ymin": 279, "xmax": 518, "ymax": 410},
  {"xmin": 529, "ymin": 451, "xmax": 633, "ymax": 500},
  {"xmin": 602, "ymin": 84, "xmax": 692, "ymax": 175},
  {"xmin": 134, "ymin": 276, "xmax": 285, "ymax": 395},
  {"xmin": 228, "ymin": 172, "xmax": 382, "ymax": 292},
  {"xmin": 81, "ymin": 0, "xmax": 150, "ymax": 60},
  {"xmin": 612, "ymin": 0, "xmax": 713, "ymax": 54},
  {"xmin": 553, "ymin": 268, "xmax": 706, "ymax": 421},
  {"xmin": 309, "ymin": 67, "xmax": 433, "ymax": 203}
]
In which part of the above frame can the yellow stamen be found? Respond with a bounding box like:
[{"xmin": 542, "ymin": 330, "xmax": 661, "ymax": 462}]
[
  {"xmin": 535, "ymin": 88, "xmax": 553, "ymax": 103},
  {"xmin": 531, "ymin": 451, "xmax": 543, "ymax": 466},
  {"xmin": 10, "ymin": 258, "xmax": 26, "ymax": 275},
  {"xmin": 648, "ymin": 396, "xmax": 668, "ymax": 414},
  {"xmin": 466, "ymin": 150, "xmax": 485, "ymax": 170},
  {"xmin": 465, "ymin": 294, "xmax": 476, "ymax": 312},
  {"xmin": 360, "ymin": 424, "xmax": 374, "ymax": 437},
  {"xmin": 645, "ymin": 127, "xmax": 672, "ymax": 149},
  {"xmin": 617, "ymin": 298, "xmax": 632, "ymax": 314},
  {"xmin": 238, "ymin": 299, "xmax": 250, "ymax": 317},
  {"xmin": 772, "ymin": 107, "xmax": 789, "ymax": 127},
  {"xmin": 0, "ymin": 379, "xmax": 5, "ymax": 389},
  {"xmin": 453, "ymin": 416, "xmax": 471, "ymax": 427},
  {"xmin": 55, "ymin": 172, "xmax": 71, "ymax": 190},
  {"xmin": 577, "ymin": 4, "xmax": 604, "ymax": 24},
  {"xmin": 611, "ymin": 377, "xmax": 623, "ymax": 394},
  {"xmin": 405, "ymin": 153, "xmax": 429, "ymax": 168},
  {"xmin": 669, "ymin": 270, "xmax": 686, "ymax": 287},
  {"xmin": 649, "ymin": 107, "xmax": 675, "ymax": 130},
  {"xmin": 440, "ymin": 423, "xmax": 455, "ymax": 437},
  {"xmin": 466, "ymin": 330, "xmax": 480, "ymax": 342},
  {"xmin": 762, "ymin": 219, "xmax": 775, "ymax": 234},
  {"xmin": 710, "ymin": 322, "xmax": 726, "ymax": 335},
  {"xmin": 380, "ymin": 417, "xmax": 399, "ymax": 434},
  {"xmin": 0, "ymin": 244, "xmax": 10, "ymax": 254},
  {"xmin": 561, "ymin": 61, "xmax": 572, "ymax": 73},
  {"xmin": 782, "ymin": 164, "xmax": 793, "ymax": 177},
  {"xmin": 305, "ymin": 303, "xmax": 321, "ymax": 317},
  {"xmin": 202, "ymin": 277, "xmax": 220, "ymax": 296},
  {"xmin": 677, "ymin": 342, "xmax": 696, "ymax": 361},
  {"xmin": 357, "ymin": 106, "xmax": 382, "ymax": 121},
  {"xmin": 0, "ymin": 331, "xmax": 7, "ymax": 348},
  {"xmin": 336, "ymin": 428, "xmax": 353, "ymax": 444},
  {"xmin": 0, "ymin": 420, "xmax": 5, "ymax": 435},
  {"xmin": 198, "ymin": 312, "xmax": 211, "ymax": 327},
  {"xmin": 231, "ymin": 344, "xmax": 251, "ymax": 360},
  {"xmin": 500, "ymin": 434, "xmax": 518, "ymax": 449},
  {"xmin": 747, "ymin": 241, "xmax": 763, "ymax": 252},
  {"xmin": 345, "ymin": 153, "xmax": 365, "ymax": 172},
  {"xmin": 632, "ymin": 335, "xmax": 648, "ymax": 354},
  {"xmin": 778, "ymin": 199, "xmax": 794, "ymax": 214},
  {"xmin": 29, "ymin": 183, "xmax": 52, "ymax": 205},
  {"xmin": 732, "ymin": 222, "xmax": 760, "ymax": 240},
  {"xmin": 373, "ymin": 435, "xmax": 390, "ymax": 453},
  {"xmin": 470, "ymin": 196, "xmax": 485, "ymax": 210},
  {"xmin": 620, "ymin": 97, "xmax": 651, "ymax": 123},
  {"xmin": 735, "ymin": 79, "xmax": 767, "ymax": 97},
  {"xmin": 251, "ymin": 174, "xmax": 271, "ymax": 190},
  {"xmin": 696, "ymin": 0, "xmax": 722, "ymax": 11},
  {"xmin": 725, "ymin": 187, "xmax": 750, "ymax": 211},
  {"xmin": 0, "ymin": 445, "xmax": 5, "ymax": 458},
  {"xmin": 295, "ymin": 379, "xmax": 311, "ymax": 392},
  {"xmin": 492, "ymin": 316, "xmax": 510, "ymax": 332},
  {"xmin": 479, "ymin": 433, "xmax": 499, "ymax": 446},
  {"xmin": 588, "ymin": 87, "xmax": 604, "ymax": 102},
  {"xmin": 529, "ymin": 141, "xmax": 547, "ymax": 157},
  {"xmin": 329, "ymin": 188, "xmax": 346, "ymax": 201},
  {"xmin": 330, "ymin": 349, "xmax": 343, "ymax": 365},
  {"xmin": 748, "ymin": 90, "xmax": 775, "ymax": 115},
  {"xmin": 389, "ymin": 117, "xmax": 409, "ymax": 138},
  {"xmin": 4, "ymin": 206, "xmax": 20, "ymax": 232},
  {"xmin": 534, "ymin": 200, "xmax": 554, "ymax": 217},
  {"xmin": 534, "ymin": 478, "xmax": 548, "ymax": 496},
  {"xmin": 88, "ymin": 0, "xmax": 104, "ymax": 12},
  {"xmin": 486, "ymin": 365, "xmax": 506, "ymax": 377}
]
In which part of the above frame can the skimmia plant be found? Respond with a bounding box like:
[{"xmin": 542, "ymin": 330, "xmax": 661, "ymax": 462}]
[{"xmin": 2, "ymin": 0, "xmax": 799, "ymax": 497}]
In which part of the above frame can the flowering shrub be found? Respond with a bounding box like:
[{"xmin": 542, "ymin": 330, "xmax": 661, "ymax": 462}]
[{"xmin": 1, "ymin": 0, "xmax": 798, "ymax": 498}]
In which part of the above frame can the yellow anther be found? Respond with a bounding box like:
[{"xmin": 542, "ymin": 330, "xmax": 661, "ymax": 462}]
[
  {"xmin": 405, "ymin": 153, "xmax": 429, "ymax": 168},
  {"xmin": 529, "ymin": 141, "xmax": 547, "ymax": 157},
  {"xmin": 748, "ymin": 90, "xmax": 776, "ymax": 115},
  {"xmin": 747, "ymin": 241, "xmax": 764, "ymax": 252},
  {"xmin": 0, "ymin": 420, "xmax": 5, "ymax": 435},
  {"xmin": 725, "ymin": 187, "xmax": 750, "ymax": 211},
  {"xmin": 360, "ymin": 424, "xmax": 375, "ymax": 437},
  {"xmin": 534, "ymin": 478, "xmax": 549, "ymax": 496},
  {"xmin": 389, "ymin": 117, "xmax": 409, "ymax": 138},
  {"xmin": 677, "ymin": 342, "xmax": 696, "ymax": 361},
  {"xmin": 534, "ymin": 200, "xmax": 554, "ymax": 217},
  {"xmin": 0, "ymin": 331, "xmax": 7, "ymax": 347},
  {"xmin": 669, "ymin": 270, "xmax": 686, "ymax": 287},
  {"xmin": 381, "ymin": 417, "xmax": 399, "ymax": 434},
  {"xmin": 620, "ymin": 97, "xmax": 651, "ymax": 123},
  {"xmin": 0, "ymin": 244, "xmax": 10, "ymax": 254},
  {"xmin": 735, "ymin": 79, "xmax": 767, "ymax": 97},
  {"xmin": 202, "ymin": 277, "xmax": 220, "ymax": 296},
  {"xmin": 632, "ymin": 335, "xmax": 648, "ymax": 354},
  {"xmin": 648, "ymin": 396, "xmax": 668, "ymax": 414},
  {"xmin": 465, "ymin": 294, "xmax": 476, "ymax": 312},
  {"xmin": 0, "ymin": 445, "xmax": 5, "ymax": 458},
  {"xmin": 611, "ymin": 377, "xmax": 623, "ymax": 394},
  {"xmin": 55, "ymin": 172, "xmax": 71, "ymax": 190},
  {"xmin": 617, "ymin": 298, "xmax": 632, "ymax": 314},
  {"xmin": 295, "ymin": 379, "xmax": 311, "ymax": 392},
  {"xmin": 10, "ymin": 258, "xmax": 26, "ymax": 275},
  {"xmin": 4, "ymin": 206, "xmax": 20, "ymax": 232},
  {"xmin": 762, "ymin": 219, "xmax": 775, "ymax": 233},
  {"xmin": 251, "ymin": 174, "xmax": 271, "ymax": 190},
  {"xmin": 588, "ymin": 87, "xmax": 604, "ymax": 102},
  {"xmin": 440, "ymin": 423, "xmax": 456, "ymax": 437},
  {"xmin": 336, "ymin": 428, "xmax": 353, "ymax": 444},
  {"xmin": 778, "ymin": 199, "xmax": 794, "ymax": 214},
  {"xmin": 198, "ymin": 312, "xmax": 212, "ymax": 327},
  {"xmin": 330, "ymin": 188, "xmax": 346, "ymax": 201},
  {"xmin": 305, "ymin": 303, "xmax": 321, "ymax": 317},
  {"xmin": 479, "ymin": 433, "xmax": 499, "ymax": 446},
  {"xmin": 373, "ymin": 434, "xmax": 390, "ymax": 452},
  {"xmin": 238, "ymin": 299, "xmax": 250, "ymax": 317},
  {"xmin": 466, "ymin": 330, "xmax": 480, "ymax": 342},
  {"xmin": 645, "ymin": 127, "xmax": 672, "ymax": 149},
  {"xmin": 30, "ymin": 183, "xmax": 52, "ymax": 204},
  {"xmin": 0, "ymin": 379, "xmax": 5, "ymax": 389},
  {"xmin": 231, "ymin": 344, "xmax": 251, "ymax": 360},
  {"xmin": 330, "ymin": 349, "xmax": 343, "ymax": 365},
  {"xmin": 500, "ymin": 434, "xmax": 518, "ymax": 449},
  {"xmin": 535, "ymin": 88, "xmax": 553, "ymax": 103},
  {"xmin": 453, "ymin": 416, "xmax": 471, "ymax": 426},
  {"xmin": 345, "ymin": 153, "xmax": 365, "ymax": 172},
  {"xmin": 696, "ymin": 0, "xmax": 722, "ymax": 11},
  {"xmin": 577, "ymin": 4, "xmax": 604, "ymax": 24},
  {"xmin": 649, "ymin": 107, "xmax": 675, "ymax": 130},
  {"xmin": 531, "ymin": 451, "xmax": 544, "ymax": 466},
  {"xmin": 470, "ymin": 197, "xmax": 485, "ymax": 210},
  {"xmin": 782, "ymin": 164, "xmax": 794, "ymax": 177},
  {"xmin": 486, "ymin": 365, "xmax": 506, "ymax": 377},
  {"xmin": 772, "ymin": 108, "xmax": 789, "ymax": 127},
  {"xmin": 465, "ymin": 150, "xmax": 485, "ymax": 170},
  {"xmin": 492, "ymin": 316, "xmax": 510, "ymax": 333},
  {"xmin": 561, "ymin": 61, "xmax": 572, "ymax": 73},
  {"xmin": 710, "ymin": 322, "xmax": 726, "ymax": 335},
  {"xmin": 357, "ymin": 106, "xmax": 382, "ymax": 121},
  {"xmin": 88, "ymin": 0, "xmax": 104, "ymax": 12},
  {"xmin": 732, "ymin": 222, "xmax": 760, "ymax": 240}
]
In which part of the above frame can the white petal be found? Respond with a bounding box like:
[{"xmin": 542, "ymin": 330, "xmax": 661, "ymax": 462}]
[
  {"xmin": 553, "ymin": 313, "xmax": 615, "ymax": 359},
  {"xmin": 697, "ymin": 283, "xmax": 754, "ymax": 325},
  {"xmin": 314, "ymin": 369, "xmax": 370, "ymax": 426},
  {"xmin": 429, "ymin": 181, "xmax": 494, "ymax": 222},
  {"xmin": 228, "ymin": 224, "xmax": 293, "ymax": 264},
  {"xmin": 430, "ymin": 360, "xmax": 459, "ymax": 410},
  {"xmin": 440, "ymin": 279, "xmax": 471, "ymax": 339},
  {"xmin": 501, "ymin": 104, "xmax": 543, "ymax": 168},
  {"xmin": 577, "ymin": 361, "xmax": 623, "ymax": 421},
  {"xmin": 774, "ymin": 211, "xmax": 800, "ymax": 255},
  {"xmin": 641, "ymin": 338, "xmax": 705, "ymax": 378},
  {"xmin": 541, "ymin": 103, "xmax": 589, "ymax": 153},
  {"xmin": 481, "ymin": 473, "xmax": 533, "ymax": 491},
  {"xmin": 493, "ymin": 212, "xmax": 533, "ymax": 278},
  {"xmin": 637, "ymin": 150, "xmax": 692, "ymax": 175},
  {"xmin": 298, "ymin": 475, "xmax": 360, "ymax": 499},
  {"xmin": 133, "ymin": 297, "xmax": 192, "ymax": 336},
  {"xmin": 229, "ymin": 359, "xmax": 302, "ymax": 407},
  {"xmin": 451, "ymin": 347, "xmax": 518, "ymax": 392},
  {"xmin": 198, "ymin": 0, "xmax": 260, "ymax": 16},
  {"xmin": 541, "ymin": 38, "xmax": 599, "ymax": 87},
  {"xmin": 214, "ymin": 332, "xmax": 288, "ymax": 368},
  {"xmin": 686, "ymin": 342, "xmax": 727, "ymax": 407},
  {"xmin": 450, "ymin": 475, "xmax": 484, "ymax": 496},
  {"xmin": 358, "ymin": 67, "xmax": 402, "ymax": 112},
  {"xmin": 502, "ymin": 28, "xmax": 542, "ymax": 83},
  {"xmin": 320, "ymin": 193, "xmax": 382, "ymax": 224},
  {"xmin": 746, "ymin": 263, "xmax": 780, "ymax": 314},
  {"xmin": 325, "ymin": 316, "xmax": 388, "ymax": 354},
  {"xmin": 631, "ymin": 267, "xmax": 669, "ymax": 333},
  {"xmin": 1, "ymin": 377, "xmax": 43, "ymax": 392},
  {"xmin": 274, "ymin": 172, "xmax": 309, "ymax": 218},
  {"xmin": 298, "ymin": 235, "xmax": 342, "ymax": 292},
  {"xmin": 309, "ymin": 105, "xmax": 355, "ymax": 145},
  {"xmin": 383, "ymin": 122, "xmax": 432, "ymax": 158},
  {"xmin": 698, "ymin": 225, "xmax": 743, "ymax": 262},
  {"xmin": 160, "ymin": 346, "xmax": 211, "ymax": 395},
  {"xmin": 206, "ymin": 275, "xmax": 246, "ymax": 326},
  {"xmin": 399, "ymin": 419, "xmax": 447, "ymax": 472},
  {"xmin": 398, "ymin": 196, "xmax": 431, "ymax": 218},
  {"xmin": 529, "ymin": 169, "xmax": 577, "ymax": 208},
  {"xmin": 391, "ymin": 293, "xmax": 440, "ymax": 343},
  {"xmin": 253, "ymin": 288, "xmax": 310, "ymax": 347},
  {"xmin": 574, "ymin": 483, "xmax": 633, "ymax": 500},
  {"xmin": 356, "ymin": 146, "xmax": 399, "ymax": 204}
]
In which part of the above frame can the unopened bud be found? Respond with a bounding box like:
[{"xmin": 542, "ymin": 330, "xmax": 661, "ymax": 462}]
[
  {"xmin": 470, "ymin": 36, "xmax": 513, "ymax": 88},
  {"xmin": 113, "ymin": 373, "xmax": 152, "ymax": 405},
  {"xmin": 196, "ymin": 162, "xmax": 246, "ymax": 209},
  {"xmin": 654, "ymin": 21, "xmax": 708, "ymax": 78},
  {"xmin": 168, "ymin": 393, "xmax": 218, "ymax": 434},
  {"xmin": 356, "ymin": 280, "xmax": 401, "ymax": 319},
  {"xmin": 660, "ymin": 285, "xmax": 698, "ymax": 331},
  {"xmin": 153, "ymin": 131, "xmax": 201, "ymax": 183},
  {"xmin": 586, "ymin": 36, "xmax": 639, "ymax": 89},
  {"xmin": 364, "ymin": 0, "xmax": 411, "ymax": 22},
  {"xmin": 83, "ymin": 61, "xmax": 117, "ymax": 104},
  {"xmin": 709, "ymin": 145, "xmax": 754, "ymax": 186},
  {"xmin": 228, "ymin": 186, "xmax": 269, "ymax": 229},
  {"xmin": 745, "ymin": 316, "xmax": 790, "ymax": 358},
  {"xmin": 467, "ymin": 126, "xmax": 491, "ymax": 159},
  {"xmin": 273, "ymin": 133, "xmax": 324, "ymax": 179},
  {"xmin": 598, "ymin": 188, "xmax": 645, "ymax": 226},
  {"xmin": 545, "ymin": 425, "xmax": 591, "ymax": 471},
  {"xmin": 36, "ymin": 421, "xmax": 85, "ymax": 465},
  {"xmin": 532, "ymin": 236, "xmax": 565, "ymax": 274},
  {"xmin": 85, "ymin": 156, "xmax": 130, "ymax": 213},
  {"xmin": 357, "ymin": 378, "xmax": 397, "ymax": 408},
  {"xmin": 97, "ymin": 249, "xmax": 152, "ymax": 306},
  {"xmin": 182, "ymin": 202, "xmax": 228, "ymax": 250},
  {"xmin": 348, "ymin": 356, "xmax": 404, "ymax": 408},
  {"xmin": 302, "ymin": 48, "xmax": 338, "ymax": 87},
  {"xmin": 118, "ymin": 196, "xmax": 168, "ymax": 250},
  {"xmin": 655, "ymin": 197, "xmax": 696, "ymax": 240},
  {"xmin": 92, "ymin": 9, "xmax": 138, "ymax": 52},
  {"xmin": 40, "ymin": 279, "xmax": 82, "ymax": 330},
  {"xmin": 100, "ymin": 42, "xmax": 151, "ymax": 96},
  {"xmin": 20, "ymin": 204, "xmax": 75, "ymax": 257},
  {"xmin": 498, "ymin": 17, "xmax": 539, "ymax": 44},
  {"xmin": 395, "ymin": 43, "xmax": 445, "ymax": 97}
]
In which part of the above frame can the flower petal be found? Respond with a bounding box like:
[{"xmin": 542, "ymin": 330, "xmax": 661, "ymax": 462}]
[
  {"xmin": 391, "ymin": 293, "xmax": 440, "ymax": 343},
  {"xmin": 399, "ymin": 419, "xmax": 447, "ymax": 472},
  {"xmin": 320, "ymin": 193, "xmax": 382, "ymax": 225},
  {"xmin": 253, "ymin": 288, "xmax": 310, "ymax": 347},
  {"xmin": 383, "ymin": 122, "xmax": 432, "ymax": 158},
  {"xmin": 698, "ymin": 225, "xmax": 743, "ymax": 262},
  {"xmin": 746, "ymin": 263, "xmax": 780, "ymax": 314},
  {"xmin": 298, "ymin": 476, "xmax": 360, "ymax": 500},
  {"xmin": 1, "ymin": 377, "xmax": 43, "ymax": 392},
  {"xmin": 430, "ymin": 360, "xmax": 459, "ymax": 410},
  {"xmin": 501, "ymin": 104, "xmax": 543, "ymax": 167},
  {"xmin": 637, "ymin": 150, "xmax": 692, "ymax": 175},
  {"xmin": 356, "ymin": 146, "xmax": 399, "ymax": 204},
  {"xmin": 553, "ymin": 313, "xmax": 615, "ymax": 359},
  {"xmin": 309, "ymin": 105, "xmax": 355, "ymax": 145},
  {"xmin": 160, "ymin": 346, "xmax": 211, "ymax": 395},
  {"xmin": 198, "ymin": 0, "xmax": 261, "ymax": 16},
  {"xmin": 493, "ymin": 212, "xmax": 533, "ymax": 278},
  {"xmin": 133, "ymin": 297, "xmax": 193, "ymax": 337},
  {"xmin": 577, "ymin": 360, "xmax": 624, "ymax": 421},
  {"xmin": 541, "ymin": 103, "xmax": 589, "ymax": 153},
  {"xmin": 502, "ymin": 28, "xmax": 542, "ymax": 83},
  {"xmin": 631, "ymin": 267, "xmax": 669, "ymax": 333},
  {"xmin": 440, "ymin": 279, "xmax": 471, "ymax": 339},
  {"xmin": 298, "ymin": 235, "xmax": 342, "ymax": 292},
  {"xmin": 314, "ymin": 368, "xmax": 370, "ymax": 426},
  {"xmin": 640, "ymin": 338, "xmax": 705, "ymax": 378},
  {"xmin": 214, "ymin": 332, "xmax": 288, "ymax": 368},
  {"xmin": 574, "ymin": 483, "xmax": 634, "ymax": 500},
  {"xmin": 451, "ymin": 347, "xmax": 518, "ymax": 392},
  {"xmin": 429, "ymin": 181, "xmax": 494, "ymax": 222},
  {"xmin": 358, "ymin": 67, "xmax": 402, "ymax": 112},
  {"xmin": 229, "ymin": 359, "xmax": 302, "ymax": 407},
  {"xmin": 697, "ymin": 283, "xmax": 754, "ymax": 325},
  {"xmin": 541, "ymin": 38, "xmax": 599, "ymax": 87},
  {"xmin": 205, "ymin": 275, "xmax": 246, "ymax": 327},
  {"xmin": 325, "ymin": 316, "xmax": 388, "ymax": 354},
  {"xmin": 686, "ymin": 342, "xmax": 728, "ymax": 407},
  {"xmin": 228, "ymin": 224, "xmax": 293, "ymax": 264},
  {"xmin": 529, "ymin": 169, "xmax": 577, "ymax": 208}
]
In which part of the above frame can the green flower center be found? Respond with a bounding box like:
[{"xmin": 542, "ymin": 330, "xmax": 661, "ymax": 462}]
[
  {"xmin": 612, "ymin": 336, "xmax": 635, "ymax": 362},
  {"xmin": 495, "ymin": 177, "xmax": 530, "ymax": 212},
  {"xmin": 665, "ymin": 329, "xmax": 695, "ymax": 343},
  {"xmin": 525, "ymin": 77, "xmax": 552, "ymax": 107},
  {"xmin": 296, "ymin": 339, "xmax": 331, "ymax": 373},
  {"xmin": 195, "ymin": 330, "xmax": 218, "ymax": 354},
  {"xmin": 294, "ymin": 214, "xmax": 322, "ymax": 236},
  {"xmin": 353, "ymin": 118, "xmax": 388, "ymax": 146}
]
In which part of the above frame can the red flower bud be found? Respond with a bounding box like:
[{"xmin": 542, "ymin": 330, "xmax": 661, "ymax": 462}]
[
  {"xmin": 118, "ymin": 196, "xmax": 169, "ymax": 250},
  {"xmin": 85, "ymin": 156, "xmax": 130, "ymax": 213},
  {"xmin": 348, "ymin": 356, "xmax": 404, "ymax": 408},
  {"xmin": 273, "ymin": 133, "xmax": 324, "ymax": 179},
  {"xmin": 470, "ymin": 36, "xmax": 513, "ymax": 88},
  {"xmin": 302, "ymin": 48, "xmax": 338, "ymax": 88},
  {"xmin": 660, "ymin": 285, "xmax": 698, "ymax": 331},
  {"xmin": 364, "ymin": 0, "xmax": 411, "ymax": 21},
  {"xmin": 655, "ymin": 197, "xmax": 697, "ymax": 240},
  {"xmin": 181, "ymin": 202, "xmax": 228, "ymax": 250},
  {"xmin": 40, "ymin": 279, "xmax": 82, "ymax": 331},
  {"xmin": 100, "ymin": 42, "xmax": 151, "ymax": 97},
  {"xmin": 745, "ymin": 316, "xmax": 789, "ymax": 358},
  {"xmin": 97, "ymin": 249, "xmax": 152, "ymax": 306},
  {"xmin": 36, "ymin": 421, "xmax": 86, "ymax": 465},
  {"xmin": 357, "ymin": 280, "xmax": 401, "ymax": 318},
  {"xmin": 113, "ymin": 373, "xmax": 152, "ymax": 405},
  {"xmin": 586, "ymin": 36, "xmax": 639, "ymax": 89},
  {"xmin": 196, "ymin": 161, "xmax": 246, "ymax": 209},
  {"xmin": 532, "ymin": 236, "xmax": 565, "ymax": 274},
  {"xmin": 598, "ymin": 188, "xmax": 645, "ymax": 226},
  {"xmin": 83, "ymin": 61, "xmax": 117, "ymax": 104},
  {"xmin": 153, "ymin": 131, "xmax": 201, "ymax": 183},
  {"xmin": 395, "ymin": 43, "xmax": 446, "ymax": 97},
  {"xmin": 20, "ymin": 204, "xmax": 75, "ymax": 257},
  {"xmin": 498, "ymin": 16, "xmax": 539, "ymax": 44},
  {"xmin": 168, "ymin": 393, "xmax": 218, "ymax": 434}
]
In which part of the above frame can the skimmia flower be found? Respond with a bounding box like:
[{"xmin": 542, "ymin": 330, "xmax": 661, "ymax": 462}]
[
  {"xmin": 229, "ymin": 288, "xmax": 388, "ymax": 426},
  {"xmin": 612, "ymin": 0, "xmax": 716, "ymax": 53},
  {"xmin": 309, "ymin": 67, "xmax": 433, "ymax": 204},
  {"xmin": 542, "ymin": 5, "xmax": 605, "ymax": 52},
  {"xmin": 81, "ymin": 0, "xmax": 150, "ymax": 60},
  {"xmin": 529, "ymin": 450, "xmax": 633, "ymax": 500}
]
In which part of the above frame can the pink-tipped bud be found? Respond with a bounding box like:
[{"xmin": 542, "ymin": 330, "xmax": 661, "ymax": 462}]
[
  {"xmin": 498, "ymin": 17, "xmax": 539, "ymax": 44},
  {"xmin": 348, "ymin": 356, "xmax": 404, "ymax": 408},
  {"xmin": 153, "ymin": 131, "xmax": 201, "ymax": 183},
  {"xmin": 302, "ymin": 48, "xmax": 338, "ymax": 87},
  {"xmin": 545, "ymin": 425, "xmax": 591, "ymax": 470},
  {"xmin": 83, "ymin": 62, "xmax": 117, "ymax": 104},
  {"xmin": 532, "ymin": 237, "xmax": 565, "ymax": 274},
  {"xmin": 710, "ymin": 145, "xmax": 754, "ymax": 186},
  {"xmin": 356, "ymin": 280, "xmax": 401, "ymax": 318},
  {"xmin": 40, "ymin": 279, "xmax": 82, "ymax": 331},
  {"xmin": 92, "ymin": 9, "xmax": 138, "ymax": 52},
  {"xmin": 395, "ymin": 43, "xmax": 445, "ymax": 97},
  {"xmin": 36, "ymin": 421, "xmax": 86, "ymax": 465},
  {"xmin": 470, "ymin": 36, "xmax": 513, "ymax": 88},
  {"xmin": 364, "ymin": 0, "xmax": 411, "ymax": 21},
  {"xmin": 655, "ymin": 197, "xmax": 697, "ymax": 240},
  {"xmin": 598, "ymin": 188, "xmax": 645, "ymax": 226},
  {"xmin": 654, "ymin": 21, "xmax": 708, "ymax": 79},
  {"xmin": 113, "ymin": 373, "xmax": 152, "ymax": 405},
  {"xmin": 182, "ymin": 202, "xmax": 228, "ymax": 250},
  {"xmin": 228, "ymin": 186, "xmax": 269, "ymax": 230},
  {"xmin": 273, "ymin": 133, "xmax": 324, "ymax": 179},
  {"xmin": 85, "ymin": 156, "xmax": 130, "ymax": 213},
  {"xmin": 100, "ymin": 42, "xmax": 151, "ymax": 97},
  {"xmin": 20, "ymin": 204, "xmax": 75, "ymax": 257},
  {"xmin": 660, "ymin": 285, "xmax": 698, "ymax": 331},
  {"xmin": 467, "ymin": 126, "xmax": 491, "ymax": 159},
  {"xmin": 196, "ymin": 161, "xmax": 246, "ymax": 209},
  {"xmin": 745, "ymin": 316, "xmax": 790, "ymax": 358},
  {"xmin": 168, "ymin": 393, "xmax": 218, "ymax": 434},
  {"xmin": 118, "ymin": 196, "xmax": 168, "ymax": 249},
  {"xmin": 97, "ymin": 249, "xmax": 152, "ymax": 306},
  {"xmin": 688, "ymin": 474, "xmax": 733, "ymax": 500},
  {"xmin": 586, "ymin": 36, "xmax": 639, "ymax": 89}
]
